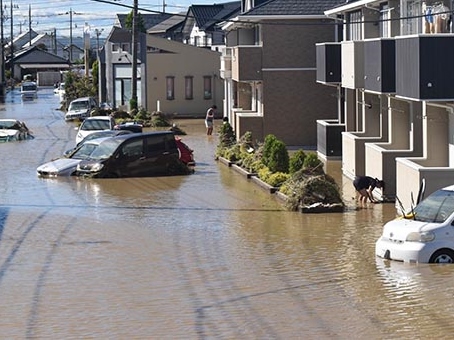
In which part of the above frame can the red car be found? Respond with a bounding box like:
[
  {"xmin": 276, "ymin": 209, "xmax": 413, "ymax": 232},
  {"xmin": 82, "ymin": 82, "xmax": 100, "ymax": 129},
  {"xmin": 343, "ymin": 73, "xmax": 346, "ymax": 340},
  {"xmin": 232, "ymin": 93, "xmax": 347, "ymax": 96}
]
[{"xmin": 175, "ymin": 137, "xmax": 195, "ymax": 172}]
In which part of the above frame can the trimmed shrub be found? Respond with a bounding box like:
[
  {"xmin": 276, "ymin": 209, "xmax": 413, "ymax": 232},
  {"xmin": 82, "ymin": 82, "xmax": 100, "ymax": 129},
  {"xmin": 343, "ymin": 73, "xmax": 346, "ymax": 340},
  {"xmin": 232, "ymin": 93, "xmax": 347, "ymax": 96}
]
[
  {"xmin": 303, "ymin": 153, "xmax": 323, "ymax": 170},
  {"xmin": 218, "ymin": 122, "xmax": 236, "ymax": 148},
  {"xmin": 261, "ymin": 134, "xmax": 278, "ymax": 167},
  {"xmin": 289, "ymin": 150, "xmax": 306, "ymax": 174},
  {"xmin": 267, "ymin": 140, "xmax": 289, "ymax": 173},
  {"xmin": 267, "ymin": 172, "xmax": 291, "ymax": 187}
]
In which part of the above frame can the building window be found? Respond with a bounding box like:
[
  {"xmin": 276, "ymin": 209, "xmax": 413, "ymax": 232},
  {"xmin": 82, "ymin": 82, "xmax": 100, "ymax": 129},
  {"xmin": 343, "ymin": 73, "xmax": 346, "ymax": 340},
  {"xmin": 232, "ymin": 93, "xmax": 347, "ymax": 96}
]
[
  {"xmin": 402, "ymin": 0, "xmax": 422, "ymax": 35},
  {"xmin": 112, "ymin": 43, "xmax": 120, "ymax": 52},
  {"xmin": 121, "ymin": 43, "xmax": 130, "ymax": 52},
  {"xmin": 348, "ymin": 10, "xmax": 362, "ymax": 41},
  {"xmin": 203, "ymin": 76, "xmax": 212, "ymax": 100},
  {"xmin": 185, "ymin": 76, "xmax": 193, "ymax": 100},
  {"xmin": 380, "ymin": 4, "xmax": 391, "ymax": 38},
  {"xmin": 166, "ymin": 76, "xmax": 175, "ymax": 100}
]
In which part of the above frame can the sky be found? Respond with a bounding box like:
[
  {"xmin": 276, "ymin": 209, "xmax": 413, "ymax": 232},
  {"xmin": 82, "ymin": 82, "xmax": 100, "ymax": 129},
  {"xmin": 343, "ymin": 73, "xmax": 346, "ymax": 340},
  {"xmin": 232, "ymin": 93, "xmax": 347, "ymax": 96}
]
[{"xmin": 4, "ymin": 0, "xmax": 223, "ymax": 39}]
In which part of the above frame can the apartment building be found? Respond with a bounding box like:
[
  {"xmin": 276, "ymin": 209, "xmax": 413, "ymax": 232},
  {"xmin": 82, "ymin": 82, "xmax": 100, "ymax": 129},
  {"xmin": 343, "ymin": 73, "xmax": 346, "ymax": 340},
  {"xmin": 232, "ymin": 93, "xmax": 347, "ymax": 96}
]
[{"xmin": 316, "ymin": 0, "xmax": 454, "ymax": 210}]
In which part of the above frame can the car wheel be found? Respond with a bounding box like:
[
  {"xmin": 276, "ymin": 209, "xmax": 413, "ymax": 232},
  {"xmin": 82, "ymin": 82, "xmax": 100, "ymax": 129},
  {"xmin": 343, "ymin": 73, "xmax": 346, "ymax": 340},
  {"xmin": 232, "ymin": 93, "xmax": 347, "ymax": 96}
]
[{"xmin": 429, "ymin": 249, "xmax": 454, "ymax": 263}]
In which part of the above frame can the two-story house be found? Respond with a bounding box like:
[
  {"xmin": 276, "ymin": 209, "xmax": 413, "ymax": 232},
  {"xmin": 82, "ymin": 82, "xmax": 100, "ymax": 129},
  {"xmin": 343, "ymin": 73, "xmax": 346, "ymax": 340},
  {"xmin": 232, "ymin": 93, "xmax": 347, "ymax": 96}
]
[
  {"xmin": 100, "ymin": 24, "xmax": 224, "ymax": 116},
  {"xmin": 220, "ymin": 0, "xmax": 345, "ymax": 148},
  {"xmin": 316, "ymin": 0, "xmax": 454, "ymax": 210}
]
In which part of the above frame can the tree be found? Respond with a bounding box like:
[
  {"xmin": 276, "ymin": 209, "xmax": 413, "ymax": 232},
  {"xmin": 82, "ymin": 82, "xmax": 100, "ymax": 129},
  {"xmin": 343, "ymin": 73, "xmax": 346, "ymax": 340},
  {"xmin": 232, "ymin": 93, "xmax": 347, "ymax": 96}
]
[{"xmin": 125, "ymin": 10, "xmax": 146, "ymax": 33}]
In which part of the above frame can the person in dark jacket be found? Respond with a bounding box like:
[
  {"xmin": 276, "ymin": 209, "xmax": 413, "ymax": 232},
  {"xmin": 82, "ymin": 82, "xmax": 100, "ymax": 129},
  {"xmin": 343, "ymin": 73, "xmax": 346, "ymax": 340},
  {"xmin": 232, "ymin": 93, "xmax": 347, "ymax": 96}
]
[{"xmin": 353, "ymin": 176, "xmax": 385, "ymax": 204}]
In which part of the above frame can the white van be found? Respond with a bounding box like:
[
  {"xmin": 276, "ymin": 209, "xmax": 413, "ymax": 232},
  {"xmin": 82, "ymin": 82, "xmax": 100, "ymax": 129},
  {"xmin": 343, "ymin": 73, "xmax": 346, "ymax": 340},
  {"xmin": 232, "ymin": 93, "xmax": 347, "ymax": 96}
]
[
  {"xmin": 376, "ymin": 184, "xmax": 454, "ymax": 263},
  {"xmin": 65, "ymin": 97, "xmax": 97, "ymax": 121}
]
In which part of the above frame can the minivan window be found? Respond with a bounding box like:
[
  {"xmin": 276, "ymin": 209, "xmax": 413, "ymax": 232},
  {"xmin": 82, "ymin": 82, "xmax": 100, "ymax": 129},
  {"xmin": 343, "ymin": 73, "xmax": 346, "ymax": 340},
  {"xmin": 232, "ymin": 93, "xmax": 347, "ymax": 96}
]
[
  {"xmin": 89, "ymin": 139, "xmax": 123, "ymax": 160},
  {"xmin": 71, "ymin": 143, "xmax": 99, "ymax": 160},
  {"xmin": 122, "ymin": 139, "xmax": 144, "ymax": 157},
  {"xmin": 413, "ymin": 190, "xmax": 454, "ymax": 223},
  {"xmin": 145, "ymin": 135, "xmax": 166, "ymax": 154}
]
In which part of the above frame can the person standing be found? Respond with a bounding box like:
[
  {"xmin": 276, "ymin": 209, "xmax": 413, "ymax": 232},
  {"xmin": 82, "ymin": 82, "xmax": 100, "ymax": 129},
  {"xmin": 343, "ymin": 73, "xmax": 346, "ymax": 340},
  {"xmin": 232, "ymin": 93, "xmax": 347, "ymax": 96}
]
[{"xmin": 205, "ymin": 105, "xmax": 216, "ymax": 135}]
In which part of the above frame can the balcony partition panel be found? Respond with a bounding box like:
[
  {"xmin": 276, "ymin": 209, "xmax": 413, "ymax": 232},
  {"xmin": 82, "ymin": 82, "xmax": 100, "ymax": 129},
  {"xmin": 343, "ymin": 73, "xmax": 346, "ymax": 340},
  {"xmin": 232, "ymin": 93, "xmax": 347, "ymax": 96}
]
[
  {"xmin": 316, "ymin": 43, "xmax": 341, "ymax": 84},
  {"xmin": 341, "ymin": 40, "xmax": 364, "ymax": 89},
  {"xmin": 363, "ymin": 38, "xmax": 396, "ymax": 93},
  {"xmin": 396, "ymin": 35, "xmax": 454, "ymax": 100}
]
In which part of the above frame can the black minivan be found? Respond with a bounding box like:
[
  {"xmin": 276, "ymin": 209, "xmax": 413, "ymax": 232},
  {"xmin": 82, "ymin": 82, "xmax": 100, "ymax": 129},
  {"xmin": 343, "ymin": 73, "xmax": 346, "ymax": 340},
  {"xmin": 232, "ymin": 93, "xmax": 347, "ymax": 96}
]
[{"xmin": 75, "ymin": 131, "xmax": 191, "ymax": 178}]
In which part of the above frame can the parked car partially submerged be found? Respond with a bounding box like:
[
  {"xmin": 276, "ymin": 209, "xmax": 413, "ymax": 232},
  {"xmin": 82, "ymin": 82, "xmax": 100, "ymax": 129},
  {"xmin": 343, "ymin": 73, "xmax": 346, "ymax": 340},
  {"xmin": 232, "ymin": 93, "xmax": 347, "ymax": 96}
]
[
  {"xmin": 376, "ymin": 184, "xmax": 454, "ymax": 264},
  {"xmin": 0, "ymin": 119, "xmax": 33, "ymax": 142},
  {"xmin": 75, "ymin": 116, "xmax": 116, "ymax": 145},
  {"xmin": 75, "ymin": 131, "xmax": 194, "ymax": 178},
  {"xmin": 37, "ymin": 138, "xmax": 109, "ymax": 177},
  {"xmin": 64, "ymin": 129, "xmax": 132, "ymax": 157},
  {"xmin": 113, "ymin": 121, "xmax": 143, "ymax": 133},
  {"xmin": 65, "ymin": 97, "xmax": 98, "ymax": 121}
]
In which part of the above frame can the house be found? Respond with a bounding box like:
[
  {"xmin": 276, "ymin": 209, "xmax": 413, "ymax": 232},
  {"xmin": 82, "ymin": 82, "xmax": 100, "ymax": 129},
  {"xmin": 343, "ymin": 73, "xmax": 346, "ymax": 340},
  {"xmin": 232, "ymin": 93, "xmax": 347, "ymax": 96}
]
[
  {"xmin": 99, "ymin": 24, "xmax": 223, "ymax": 116},
  {"xmin": 6, "ymin": 46, "xmax": 70, "ymax": 85},
  {"xmin": 147, "ymin": 13, "xmax": 187, "ymax": 41},
  {"xmin": 100, "ymin": 26, "xmax": 147, "ymax": 111},
  {"xmin": 145, "ymin": 34, "xmax": 223, "ymax": 116},
  {"xmin": 220, "ymin": 0, "xmax": 344, "ymax": 148},
  {"xmin": 316, "ymin": 0, "xmax": 454, "ymax": 210},
  {"xmin": 181, "ymin": 1, "xmax": 241, "ymax": 51}
]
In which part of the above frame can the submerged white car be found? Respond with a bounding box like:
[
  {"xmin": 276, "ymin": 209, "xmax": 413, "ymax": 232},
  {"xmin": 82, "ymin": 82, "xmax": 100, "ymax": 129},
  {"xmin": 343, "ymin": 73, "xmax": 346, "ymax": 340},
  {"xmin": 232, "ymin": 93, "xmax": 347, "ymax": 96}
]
[
  {"xmin": 37, "ymin": 138, "xmax": 108, "ymax": 177},
  {"xmin": 376, "ymin": 185, "xmax": 454, "ymax": 264},
  {"xmin": 0, "ymin": 119, "xmax": 33, "ymax": 141}
]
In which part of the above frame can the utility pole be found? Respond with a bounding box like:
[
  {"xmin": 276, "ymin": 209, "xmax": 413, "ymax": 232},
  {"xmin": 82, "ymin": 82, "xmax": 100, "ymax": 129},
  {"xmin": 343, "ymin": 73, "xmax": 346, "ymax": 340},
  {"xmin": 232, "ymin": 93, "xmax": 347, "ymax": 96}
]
[
  {"xmin": 0, "ymin": 0, "xmax": 5, "ymax": 102},
  {"xmin": 10, "ymin": 0, "xmax": 13, "ymax": 84},
  {"xmin": 69, "ymin": 8, "xmax": 73, "ymax": 63},
  {"xmin": 28, "ymin": 4, "xmax": 31, "ymax": 46},
  {"xmin": 83, "ymin": 22, "xmax": 90, "ymax": 77},
  {"xmin": 94, "ymin": 28, "xmax": 103, "ymax": 58},
  {"xmin": 131, "ymin": 0, "xmax": 138, "ymax": 111}
]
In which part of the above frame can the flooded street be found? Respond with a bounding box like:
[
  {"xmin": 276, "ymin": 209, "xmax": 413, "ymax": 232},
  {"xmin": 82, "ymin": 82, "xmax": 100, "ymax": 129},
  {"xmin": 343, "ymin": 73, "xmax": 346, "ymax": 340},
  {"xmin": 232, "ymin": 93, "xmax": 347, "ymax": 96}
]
[{"xmin": 1, "ymin": 88, "xmax": 454, "ymax": 339}]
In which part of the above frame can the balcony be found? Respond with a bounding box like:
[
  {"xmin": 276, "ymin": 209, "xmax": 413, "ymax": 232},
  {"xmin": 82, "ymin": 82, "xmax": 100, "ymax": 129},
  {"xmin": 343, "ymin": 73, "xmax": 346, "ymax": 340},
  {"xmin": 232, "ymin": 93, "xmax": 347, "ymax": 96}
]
[
  {"xmin": 232, "ymin": 46, "xmax": 262, "ymax": 82},
  {"xmin": 220, "ymin": 48, "xmax": 232, "ymax": 79},
  {"xmin": 341, "ymin": 40, "xmax": 364, "ymax": 89},
  {"xmin": 316, "ymin": 43, "xmax": 341, "ymax": 85},
  {"xmin": 363, "ymin": 38, "xmax": 396, "ymax": 94},
  {"xmin": 396, "ymin": 35, "xmax": 454, "ymax": 101}
]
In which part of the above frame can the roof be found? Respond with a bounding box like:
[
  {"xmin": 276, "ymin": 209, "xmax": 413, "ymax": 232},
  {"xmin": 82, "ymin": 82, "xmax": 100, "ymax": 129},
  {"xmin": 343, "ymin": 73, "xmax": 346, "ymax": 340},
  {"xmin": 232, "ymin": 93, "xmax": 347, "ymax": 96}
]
[
  {"xmin": 147, "ymin": 13, "xmax": 186, "ymax": 34},
  {"xmin": 190, "ymin": 2, "xmax": 241, "ymax": 30},
  {"xmin": 115, "ymin": 13, "xmax": 174, "ymax": 30},
  {"xmin": 9, "ymin": 46, "xmax": 69, "ymax": 65},
  {"xmin": 242, "ymin": 0, "xmax": 346, "ymax": 16}
]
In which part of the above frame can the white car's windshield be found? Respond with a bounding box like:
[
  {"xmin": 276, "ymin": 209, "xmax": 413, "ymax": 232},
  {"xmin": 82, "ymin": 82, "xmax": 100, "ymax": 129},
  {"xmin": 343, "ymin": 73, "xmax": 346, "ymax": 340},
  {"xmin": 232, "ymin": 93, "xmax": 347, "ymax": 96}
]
[
  {"xmin": 81, "ymin": 119, "xmax": 111, "ymax": 131},
  {"xmin": 88, "ymin": 139, "xmax": 123, "ymax": 160},
  {"xmin": 69, "ymin": 101, "xmax": 89, "ymax": 111},
  {"xmin": 413, "ymin": 189, "xmax": 454, "ymax": 223}
]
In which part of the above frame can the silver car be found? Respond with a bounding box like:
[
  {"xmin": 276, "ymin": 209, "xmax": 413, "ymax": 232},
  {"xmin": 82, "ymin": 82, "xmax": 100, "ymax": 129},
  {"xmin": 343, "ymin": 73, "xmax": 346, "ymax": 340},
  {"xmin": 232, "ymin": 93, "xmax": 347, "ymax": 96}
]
[{"xmin": 37, "ymin": 138, "xmax": 108, "ymax": 177}]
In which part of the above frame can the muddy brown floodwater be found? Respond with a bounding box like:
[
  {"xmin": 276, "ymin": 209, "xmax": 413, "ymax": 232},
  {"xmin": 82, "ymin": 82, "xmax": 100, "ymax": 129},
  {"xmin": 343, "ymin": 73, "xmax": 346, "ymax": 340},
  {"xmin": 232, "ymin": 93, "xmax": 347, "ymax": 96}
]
[{"xmin": 0, "ymin": 88, "xmax": 454, "ymax": 339}]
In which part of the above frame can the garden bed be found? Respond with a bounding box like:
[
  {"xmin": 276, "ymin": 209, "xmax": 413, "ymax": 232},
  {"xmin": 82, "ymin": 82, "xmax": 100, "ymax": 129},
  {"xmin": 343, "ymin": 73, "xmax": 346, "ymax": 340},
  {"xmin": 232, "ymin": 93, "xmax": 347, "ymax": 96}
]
[
  {"xmin": 250, "ymin": 176, "xmax": 279, "ymax": 194},
  {"xmin": 231, "ymin": 163, "xmax": 257, "ymax": 179}
]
